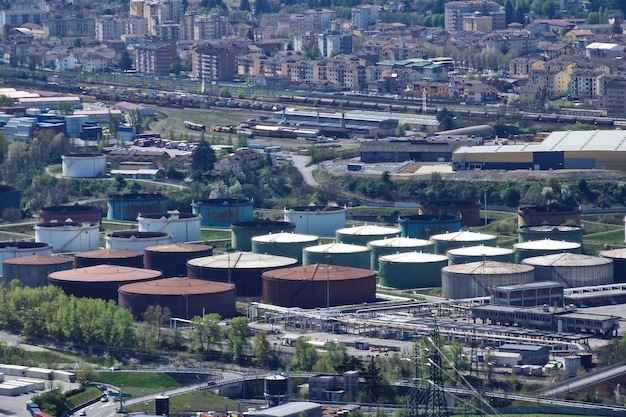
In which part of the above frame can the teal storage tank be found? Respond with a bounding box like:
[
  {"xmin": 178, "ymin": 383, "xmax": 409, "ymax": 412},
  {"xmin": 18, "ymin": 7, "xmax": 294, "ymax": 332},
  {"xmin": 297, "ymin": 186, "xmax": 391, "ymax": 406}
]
[
  {"xmin": 252, "ymin": 232, "xmax": 319, "ymax": 264},
  {"xmin": 368, "ymin": 237, "xmax": 434, "ymax": 271},
  {"xmin": 447, "ymin": 245, "xmax": 515, "ymax": 265},
  {"xmin": 430, "ymin": 230, "xmax": 498, "ymax": 255},
  {"xmin": 513, "ymin": 239, "xmax": 581, "ymax": 263},
  {"xmin": 378, "ymin": 252, "xmax": 449, "ymax": 289},
  {"xmin": 518, "ymin": 225, "xmax": 584, "ymax": 244},
  {"xmin": 336, "ymin": 225, "xmax": 401, "ymax": 246},
  {"xmin": 192, "ymin": 197, "xmax": 253, "ymax": 227},
  {"xmin": 599, "ymin": 248, "xmax": 626, "ymax": 283},
  {"xmin": 303, "ymin": 243, "xmax": 371, "ymax": 269},
  {"xmin": 398, "ymin": 214, "xmax": 462, "ymax": 239},
  {"xmin": 107, "ymin": 193, "xmax": 169, "ymax": 221},
  {"xmin": 231, "ymin": 220, "xmax": 296, "ymax": 251}
]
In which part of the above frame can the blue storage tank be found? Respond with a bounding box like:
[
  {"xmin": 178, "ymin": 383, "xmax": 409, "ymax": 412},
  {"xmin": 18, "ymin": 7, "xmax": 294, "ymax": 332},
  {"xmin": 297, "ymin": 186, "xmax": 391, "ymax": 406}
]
[
  {"xmin": 107, "ymin": 193, "xmax": 169, "ymax": 221},
  {"xmin": 398, "ymin": 214, "xmax": 462, "ymax": 239},
  {"xmin": 0, "ymin": 185, "xmax": 21, "ymax": 216},
  {"xmin": 192, "ymin": 196, "xmax": 254, "ymax": 227}
]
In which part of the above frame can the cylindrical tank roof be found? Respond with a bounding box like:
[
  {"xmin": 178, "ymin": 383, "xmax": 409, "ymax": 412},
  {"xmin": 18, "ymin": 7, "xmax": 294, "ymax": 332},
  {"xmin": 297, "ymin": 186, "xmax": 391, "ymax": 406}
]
[
  {"xmin": 522, "ymin": 253, "xmax": 612, "ymax": 267},
  {"xmin": 447, "ymin": 245, "xmax": 514, "ymax": 257},
  {"xmin": 513, "ymin": 239, "xmax": 582, "ymax": 251},
  {"xmin": 108, "ymin": 192, "xmax": 168, "ymax": 201},
  {"xmin": 599, "ymin": 248, "xmax": 626, "ymax": 260},
  {"xmin": 63, "ymin": 153, "xmax": 104, "ymax": 158},
  {"xmin": 443, "ymin": 261, "xmax": 534, "ymax": 275},
  {"xmin": 336, "ymin": 225, "xmax": 401, "ymax": 237},
  {"xmin": 379, "ymin": 252, "xmax": 449, "ymax": 264},
  {"xmin": 262, "ymin": 264, "xmax": 375, "ymax": 282},
  {"xmin": 138, "ymin": 212, "xmax": 201, "ymax": 220},
  {"xmin": 119, "ymin": 277, "xmax": 235, "ymax": 296},
  {"xmin": 284, "ymin": 205, "xmax": 345, "ymax": 212},
  {"xmin": 188, "ymin": 252, "xmax": 298, "ymax": 269},
  {"xmin": 192, "ymin": 196, "xmax": 252, "ymax": 206},
  {"xmin": 144, "ymin": 242, "xmax": 214, "ymax": 254},
  {"xmin": 74, "ymin": 248, "xmax": 144, "ymax": 269},
  {"xmin": 252, "ymin": 232, "xmax": 319, "ymax": 244},
  {"xmin": 144, "ymin": 243, "xmax": 214, "ymax": 277},
  {"xmin": 519, "ymin": 225, "xmax": 583, "ymax": 233},
  {"xmin": 0, "ymin": 241, "xmax": 52, "ymax": 250},
  {"xmin": 49, "ymin": 264, "xmax": 162, "ymax": 283},
  {"xmin": 3, "ymin": 254, "xmax": 72, "ymax": 266},
  {"xmin": 39, "ymin": 203, "xmax": 103, "ymax": 224},
  {"xmin": 430, "ymin": 230, "xmax": 496, "ymax": 242},
  {"xmin": 304, "ymin": 243, "xmax": 370, "ymax": 254},
  {"xmin": 368, "ymin": 237, "xmax": 432, "ymax": 248},
  {"xmin": 3, "ymin": 254, "xmax": 73, "ymax": 287}
]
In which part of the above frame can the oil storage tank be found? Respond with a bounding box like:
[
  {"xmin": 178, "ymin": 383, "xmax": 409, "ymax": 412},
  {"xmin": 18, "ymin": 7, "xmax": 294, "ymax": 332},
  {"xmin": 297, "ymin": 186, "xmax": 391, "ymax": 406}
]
[
  {"xmin": 3, "ymin": 255, "xmax": 73, "ymax": 287},
  {"xmin": 0, "ymin": 185, "xmax": 21, "ymax": 216},
  {"xmin": 39, "ymin": 203, "xmax": 102, "ymax": 224},
  {"xmin": 35, "ymin": 222, "xmax": 100, "ymax": 253},
  {"xmin": 252, "ymin": 232, "xmax": 319, "ymax": 264},
  {"xmin": 118, "ymin": 277, "xmax": 236, "ymax": 320},
  {"xmin": 187, "ymin": 252, "xmax": 298, "ymax": 296},
  {"xmin": 105, "ymin": 231, "xmax": 173, "ymax": 252},
  {"xmin": 231, "ymin": 220, "xmax": 296, "ymax": 251},
  {"xmin": 62, "ymin": 153, "xmax": 106, "ymax": 178},
  {"xmin": 378, "ymin": 252, "xmax": 448, "ymax": 289},
  {"xmin": 447, "ymin": 245, "xmax": 515, "ymax": 266},
  {"xmin": 398, "ymin": 214, "xmax": 462, "ymax": 239},
  {"xmin": 513, "ymin": 239, "xmax": 581, "ymax": 263},
  {"xmin": 0, "ymin": 242, "xmax": 52, "ymax": 276},
  {"xmin": 74, "ymin": 248, "xmax": 144, "ymax": 268},
  {"xmin": 442, "ymin": 261, "xmax": 535, "ymax": 299},
  {"xmin": 48, "ymin": 264, "xmax": 162, "ymax": 301},
  {"xmin": 191, "ymin": 197, "xmax": 253, "ymax": 227},
  {"xmin": 107, "ymin": 193, "xmax": 169, "ymax": 221},
  {"xmin": 430, "ymin": 230, "xmax": 498, "ymax": 255},
  {"xmin": 599, "ymin": 248, "xmax": 626, "ymax": 283},
  {"xmin": 262, "ymin": 264, "xmax": 377, "ymax": 308},
  {"xmin": 303, "ymin": 243, "xmax": 371, "ymax": 269},
  {"xmin": 521, "ymin": 253, "xmax": 613, "ymax": 287},
  {"xmin": 138, "ymin": 211, "xmax": 202, "ymax": 243},
  {"xmin": 518, "ymin": 225, "xmax": 584, "ymax": 244},
  {"xmin": 517, "ymin": 204, "xmax": 582, "ymax": 227},
  {"xmin": 420, "ymin": 199, "xmax": 482, "ymax": 226},
  {"xmin": 284, "ymin": 205, "xmax": 346, "ymax": 236},
  {"xmin": 336, "ymin": 225, "xmax": 401, "ymax": 246},
  {"xmin": 368, "ymin": 237, "xmax": 434, "ymax": 271},
  {"xmin": 144, "ymin": 243, "xmax": 214, "ymax": 277}
]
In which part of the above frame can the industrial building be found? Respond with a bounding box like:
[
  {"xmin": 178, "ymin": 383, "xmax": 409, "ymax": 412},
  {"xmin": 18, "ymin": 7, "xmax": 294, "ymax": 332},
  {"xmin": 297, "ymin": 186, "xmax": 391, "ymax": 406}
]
[
  {"xmin": 308, "ymin": 372, "xmax": 359, "ymax": 402},
  {"xmin": 261, "ymin": 264, "xmax": 377, "ymax": 308},
  {"xmin": 453, "ymin": 130, "xmax": 626, "ymax": 171},
  {"xmin": 359, "ymin": 136, "xmax": 479, "ymax": 164},
  {"xmin": 491, "ymin": 281, "xmax": 565, "ymax": 307}
]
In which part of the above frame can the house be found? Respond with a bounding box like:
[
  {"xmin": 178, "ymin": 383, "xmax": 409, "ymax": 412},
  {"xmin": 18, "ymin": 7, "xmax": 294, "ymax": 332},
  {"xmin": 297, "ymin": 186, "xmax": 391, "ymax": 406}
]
[
  {"xmin": 466, "ymin": 83, "xmax": 499, "ymax": 103},
  {"xmin": 80, "ymin": 52, "xmax": 109, "ymax": 72}
]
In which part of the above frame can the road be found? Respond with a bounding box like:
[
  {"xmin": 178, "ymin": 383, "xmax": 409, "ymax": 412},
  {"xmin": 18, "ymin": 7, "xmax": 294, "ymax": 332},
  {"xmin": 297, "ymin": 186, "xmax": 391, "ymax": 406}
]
[{"xmin": 291, "ymin": 154, "xmax": 318, "ymax": 188}]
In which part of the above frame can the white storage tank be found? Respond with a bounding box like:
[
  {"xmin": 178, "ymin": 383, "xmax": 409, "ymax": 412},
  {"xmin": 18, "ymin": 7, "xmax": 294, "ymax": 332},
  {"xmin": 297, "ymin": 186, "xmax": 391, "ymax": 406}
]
[
  {"xmin": 513, "ymin": 239, "xmax": 581, "ymax": 263},
  {"xmin": 105, "ymin": 231, "xmax": 173, "ymax": 252},
  {"xmin": 378, "ymin": 252, "xmax": 449, "ymax": 289},
  {"xmin": 35, "ymin": 222, "xmax": 100, "ymax": 253},
  {"xmin": 62, "ymin": 153, "xmax": 106, "ymax": 178},
  {"xmin": 368, "ymin": 237, "xmax": 434, "ymax": 271},
  {"xmin": 447, "ymin": 245, "xmax": 515, "ymax": 265},
  {"xmin": 303, "ymin": 242, "xmax": 371, "ymax": 269},
  {"xmin": 0, "ymin": 241, "xmax": 53, "ymax": 276},
  {"xmin": 336, "ymin": 225, "xmax": 401, "ymax": 246},
  {"xmin": 521, "ymin": 253, "xmax": 613, "ymax": 287},
  {"xmin": 442, "ymin": 261, "xmax": 535, "ymax": 299},
  {"xmin": 137, "ymin": 211, "xmax": 202, "ymax": 243},
  {"xmin": 252, "ymin": 232, "xmax": 319, "ymax": 264},
  {"xmin": 284, "ymin": 205, "xmax": 346, "ymax": 236},
  {"xmin": 430, "ymin": 230, "xmax": 498, "ymax": 255}
]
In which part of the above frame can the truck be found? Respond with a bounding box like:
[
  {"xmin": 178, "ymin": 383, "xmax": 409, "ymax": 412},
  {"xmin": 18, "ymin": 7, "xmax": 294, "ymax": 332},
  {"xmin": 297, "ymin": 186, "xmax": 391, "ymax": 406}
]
[{"xmin": 26, "ymin": 402, "xmax": 40, "ymax": 417}]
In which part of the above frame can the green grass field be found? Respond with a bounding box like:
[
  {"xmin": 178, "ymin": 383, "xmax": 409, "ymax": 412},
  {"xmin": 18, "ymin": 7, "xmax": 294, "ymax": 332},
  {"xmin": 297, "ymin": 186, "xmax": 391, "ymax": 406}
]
[
  {"xmin": 95, "ymin": 372, "xmax": 181, "ymax": 397},
  {"xmin": 125, "ymin": 390, "xmax": 251, "ymax": 414}
]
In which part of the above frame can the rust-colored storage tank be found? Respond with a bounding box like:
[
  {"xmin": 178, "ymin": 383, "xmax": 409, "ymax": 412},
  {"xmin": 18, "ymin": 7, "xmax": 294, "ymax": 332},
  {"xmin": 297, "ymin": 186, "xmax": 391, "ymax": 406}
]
[
  {"xmin": 39, "ymin": 203, "xmax": 103, "ymax": 224},
  {"xmin": 262, "ymin": 264, "xmax": 377, "ymax": 308},
  {"xmin": 187, "ymin": 252, "xmax": 298, "ymax": 296},
  {"xmin": 3, "ymin": 255, "xmax": 73, "ymax": 287},
  {"xmin": 118, "ymin": 277, "xmax": 236, "ymax": 320},
  {"xmin": 517, "ymin": 204, "xmax": 582, "ymax": 227},
  {"xmin": 74, "ymin": 248, "xmax": 145, "ymax": 269},
  {"xmin": 144, "ymin": 243, "xmax": 214, "ymax": 278},
  {"xmin": 420, "ymin": 199, "xmax": 482, "ymax": 226},
  {"xmin": 48, "ymin": 265, "xmax": 162, "ymax": 301}
]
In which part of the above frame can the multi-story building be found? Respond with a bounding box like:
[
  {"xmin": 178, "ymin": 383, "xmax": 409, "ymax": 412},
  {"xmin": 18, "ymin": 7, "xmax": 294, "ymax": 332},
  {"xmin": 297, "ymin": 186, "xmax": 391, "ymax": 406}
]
[
  {"xmin": 485, "ymin": 31, "xmax": 538, "ymax": 55},
  {"xmin": 351, "ymin": 5, "xmax": 380, "ymax": 31},
  {"xmin": 605, "ymin": 76, "xmax": 626, "ymax": 117},
  {"xmin": 463, "ymin": 12, "xmax": 492, "ymax": 33},
  {"xmin": 0, "ymin": 8, "xmax": 46, "ymax": 33},
  {"xmin": 193, "ymin": 42, "xmax": 237, "ymax": 81},
  {"xmin": 95, "ymin": 15, "xmax": 122, "ymax": 42},
  {"xmin": 306, "ymin": 8, "xmax": 336, "ymax": 32},
  {"xmin": 192, "ymin": 14, "xmax": 230, "ymax": 40},
  {"xmin": 80, "ymin": 52, "xmax": 110, "ymax": 72},
  {"xmin": 444, "ymin": 0, "xmax": 505, "ymax": 31},
  {"xmin": 156, "ymin": 22, "xmax": 181, "ymax": 40},
  {"xmin": 135, "ymin": 41, "xmax": 176, "ymax": 74},
  {"xmin": 569, "ymin": 70, "xmax": 606, "ymax": 98},
  {"xmin": 317, "ymin": 32, "xmax": 352, "ymax": 58},
  {"xmin": 529, "ymin": 69, "xmax": 571, "ymax": 97},
  {"xmin": 44, "ymin": 17, "xmax": 95, "ymax": 38},
  {"xmin": 123, "ymin": 16, "xmax": 149, "ymax": 36},
  {"xmin": 509, "ymin": 57, "xmax": 543, "ymax": 76}
]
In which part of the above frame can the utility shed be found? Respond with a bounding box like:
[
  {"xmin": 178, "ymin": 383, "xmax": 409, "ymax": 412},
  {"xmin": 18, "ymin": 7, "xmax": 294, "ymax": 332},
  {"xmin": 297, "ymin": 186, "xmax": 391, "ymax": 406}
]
[
  {"xmin": 248, "ymin": 402, "xmax": 322, "ymax": 417},
  {"xmin": 498, "ymin": 344, "xmax": 549, "ymax": 366}
]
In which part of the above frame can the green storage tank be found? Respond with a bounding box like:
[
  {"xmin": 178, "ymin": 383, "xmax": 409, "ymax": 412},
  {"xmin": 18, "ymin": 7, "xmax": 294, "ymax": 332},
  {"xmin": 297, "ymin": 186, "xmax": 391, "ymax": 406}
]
[
  {"xmin": 368, "ymin": 237, "xmax": 434, "ymax": 271},
  {"xmin": 336, "ymin": 225, "xmax": 401, "ymax": 246},
  {"xmin": 518, "ymin": 225, "xmax": 584, "ymax": 244},
  {"xmin": 447, "ymin": 245, "xmax": 515, "ymax": 265},
  {"xmin": 378, "ymin": 252, "xmax": 449, "ymax": 289},
  {"xmin": 230, "ymin": 220, "xmax": 296, "ymax": 251},
  {"xmin": 303, "ymin": 243, "xmax": 371, "ymax": 270},
  {"xmin": 251, "ymin": 232, "xmax": 319, "ymax": 264},
  {"xmin": 430, "ymin": 230, "xmax": 498, "ymax": 255},
  {"xmin": 599, "ymin": 248, "xmax": 626, "ymax": 283},
  {"xmin": 513, "ymin": 239, "xmax": 581, "ymax": 263}
]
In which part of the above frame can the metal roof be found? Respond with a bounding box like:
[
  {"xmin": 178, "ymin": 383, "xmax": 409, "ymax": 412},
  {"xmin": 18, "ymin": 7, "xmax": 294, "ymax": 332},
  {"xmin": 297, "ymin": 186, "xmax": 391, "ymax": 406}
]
[
  {"xmin": 118, "ymin": 277, "xmax": 235, "ymax": 295},
  {"xmin": 74, "ymin": 248, "xmax": 143, "ymax": 258},
  {"xmin": 262, "ymin": 264, "xmax": 375, "ymax": 281},
  {"xmin": 304, "ymin": 242, "xmax": 369, "ymax": 254},
  {"xmin": 2, "ymin": 254, "xmax": 72, "ymax": 265},
  {"xmin": 522, "ymin": 252, "xmax": 611, "ymax": 267},
  {"xmin": 336, "ymin": 225, "xmax": 401, "ymax": 236},
  {"xmin": 368, "ymin": 237, "xmax": 432, "ymax": 248},
  {"xmin": 144, "ymin": 243, "xmax": 214, "ymax": 253},
  {"xmin": 513, "ymin": 239, "xmax": 581, "ymax": 251},
  {"xmin": 443, "ymin": 261, "xmax": 534, "ymax": 275},
  {"xmin": 447, "ymin": 245, "xmax": 514, "ymax": 256},
  {"xmin": 249, "ymin": 402, "xmax": 322, "ymax": 417},
  {"xmin": 430, "ymin": 230, "xmax": 497, "ymax": 242},
  {"xmin": 187, "ymin": 252, "xmax": 298, "ymax": 269},
  {"xmin": 252, "ymin": 232, "xmax": 319, "ymax": 244},
  {"xmin": 379, "ymin": 252, "xmax": 448, "ymax": 263},
  {"xmin": 599, "ymin": 248, "xmax": 626, "ymax": 260},
  {"xmin": 48, "ymin": 264, "xmax": 162, "ymax": 282}
]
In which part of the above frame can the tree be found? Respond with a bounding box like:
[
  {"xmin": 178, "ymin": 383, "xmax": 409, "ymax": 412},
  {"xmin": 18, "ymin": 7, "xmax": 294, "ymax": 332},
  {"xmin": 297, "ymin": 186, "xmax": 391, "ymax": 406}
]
[
  {"xmin": 240, "ymin": 0, "xmax": 250, "ymax": 10},
  {"xmin": 252, "ymin": 331, "xmax": 273, "ymax": 367},
  {"xmin": 436, "ymin": 107, "xmax": 456, "ymax": 131},
  {"xmin": 170, "ymin": 55, "xmax": 182, "ymax": 75},
  {"xmin": 107, "ymin": 111, "xmax": 120, "ymax": 139},
  {"xmin": 227, "ymin": 317, "xmax": 250, "ymax": 363},
  {"xmin": 127, "ymin": 108, "xmax": 146, "ymax": 134},
  {"xmin": 58, "ymin": 101, "xmax": 74, "ymax": 115},
  {"xmin": 119, "ymin": 51, "xmax": 133, "ymax": 71},
  {"xmin": 114, "ymin": 173, "xmax": 127, "ymax": 191},
  {"xmin": 191, "ymin": 138, "xmax": 216, "ymax": 180},
  {"xmin": 142, "ymin": 305, "xmax": 172, "ymax": 342},
  {"xmin": 290, "ymin": 337, "xmax": 318, "ymax": 371},
  {"xmin": 0, "ymin": 95, "xmax": 13, "ymax": 107},
  {"xmin": 191, "ymin": 313, "xmax": 223, "ymax": 352},
  {"xmin": 361, "ymin": 357, "xmax": 383, "ymax": 403},
  {"xmin": 395, "ymin": 123, "xmax": 406, "ymax": 137}
]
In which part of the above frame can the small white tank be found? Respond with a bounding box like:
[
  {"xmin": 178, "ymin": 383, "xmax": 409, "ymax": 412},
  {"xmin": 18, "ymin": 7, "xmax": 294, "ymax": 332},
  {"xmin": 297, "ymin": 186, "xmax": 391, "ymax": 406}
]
[
  {"xmin": 62, "ymin": 153, "xmax": 106, "ymax": 178},
  {"xmin": 137, "ymin": 211, "xmax": 202, "ymax": 243},
  {"xmin": 105, "ymin": 231, "xmax": 173, "ymax": 252},
  {"xmin": 35, "ymin": 222, "xmax": 100, "ymax": 253}
]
